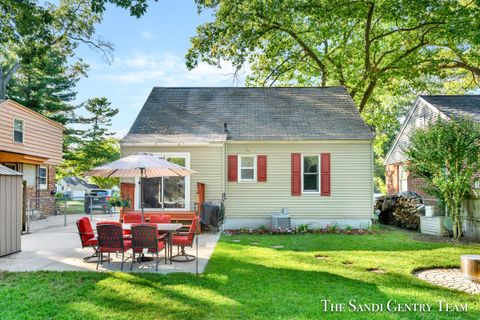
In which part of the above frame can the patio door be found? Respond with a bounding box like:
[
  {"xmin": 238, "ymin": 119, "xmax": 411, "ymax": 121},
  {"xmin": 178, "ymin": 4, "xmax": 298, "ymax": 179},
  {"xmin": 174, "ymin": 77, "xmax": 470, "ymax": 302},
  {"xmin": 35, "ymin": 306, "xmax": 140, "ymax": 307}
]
[{"xmin": 137, "ymin": 153, "xmax": 190, "ymax": 211}]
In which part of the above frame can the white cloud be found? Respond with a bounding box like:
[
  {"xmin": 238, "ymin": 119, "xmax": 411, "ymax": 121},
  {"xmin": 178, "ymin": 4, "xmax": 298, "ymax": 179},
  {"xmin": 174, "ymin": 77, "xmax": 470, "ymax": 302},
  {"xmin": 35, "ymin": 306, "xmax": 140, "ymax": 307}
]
[
  {"xmin": 95, "ymin": 51, "xmax": 247, "ymax": 86},
  {"xmin": 140, "ymin": 31, "xmax": 156, "ymax": 39}
]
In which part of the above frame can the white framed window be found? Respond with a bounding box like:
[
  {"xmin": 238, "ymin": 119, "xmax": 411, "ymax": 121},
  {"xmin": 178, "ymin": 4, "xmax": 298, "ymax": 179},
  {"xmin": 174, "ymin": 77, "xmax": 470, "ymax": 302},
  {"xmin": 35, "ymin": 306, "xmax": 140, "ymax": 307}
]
[
  {"xmin": 238, "ymin": 155, "xmax": 256, "ymax": 183},
  {"xmin": 13, "ymin": 119, "xmax": 24, "ymax": 143},
  {"xmin": 135, "ymin": 153, "xmax": 190, "ymax": 211},
  {"xmin": 38, "ymin": 166, "xmax": 48, "ymax": 189},
  {"xmin": 399, "ymin": 164, "xmax": 408, "ymax": 192},
  {"xmin": 415, "ymin": 116, "xmax": 426, "ymax": 128},
  {"xmin": 302, "ymin": 155, "xmax": 319, "ymax": 193}
]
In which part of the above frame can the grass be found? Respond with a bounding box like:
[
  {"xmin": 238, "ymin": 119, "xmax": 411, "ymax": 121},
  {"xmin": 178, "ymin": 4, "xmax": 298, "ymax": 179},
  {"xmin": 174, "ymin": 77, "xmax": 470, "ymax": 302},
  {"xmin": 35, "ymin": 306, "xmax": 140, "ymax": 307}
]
[{"xmin": 1, "ymin": 230, "xmax": 480, "ymax": 319}]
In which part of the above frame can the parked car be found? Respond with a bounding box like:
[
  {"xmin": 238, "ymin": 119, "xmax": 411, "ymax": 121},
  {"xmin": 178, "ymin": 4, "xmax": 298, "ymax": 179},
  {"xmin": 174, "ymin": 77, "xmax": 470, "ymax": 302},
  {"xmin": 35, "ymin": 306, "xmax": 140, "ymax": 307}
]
[{"xmin": 84, "ymin": 189, "xmax": 118, "ymax": 214}]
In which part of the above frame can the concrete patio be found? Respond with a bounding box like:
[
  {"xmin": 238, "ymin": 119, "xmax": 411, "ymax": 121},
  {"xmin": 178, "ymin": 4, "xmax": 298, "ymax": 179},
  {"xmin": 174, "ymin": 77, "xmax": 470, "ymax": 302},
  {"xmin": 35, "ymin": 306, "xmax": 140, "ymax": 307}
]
[{"xmin": 0, "ymin": 213, "xmax": 220, "ymax": 274}]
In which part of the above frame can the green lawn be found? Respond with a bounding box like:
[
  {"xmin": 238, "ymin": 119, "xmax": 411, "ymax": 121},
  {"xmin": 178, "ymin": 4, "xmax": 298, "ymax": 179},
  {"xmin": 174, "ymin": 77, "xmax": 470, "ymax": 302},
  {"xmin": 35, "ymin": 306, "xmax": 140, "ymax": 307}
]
[{"xmin": 1, "ymin": 230, "xmax": 480, "ymax": 319}]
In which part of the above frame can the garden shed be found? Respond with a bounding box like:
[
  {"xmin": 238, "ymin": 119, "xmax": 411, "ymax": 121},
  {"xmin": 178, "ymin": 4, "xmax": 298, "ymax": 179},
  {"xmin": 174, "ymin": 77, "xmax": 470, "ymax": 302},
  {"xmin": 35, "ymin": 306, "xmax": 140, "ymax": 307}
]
[{"xmin": 0, "ymin": 164, "xmax": 23, "ymax": 257}]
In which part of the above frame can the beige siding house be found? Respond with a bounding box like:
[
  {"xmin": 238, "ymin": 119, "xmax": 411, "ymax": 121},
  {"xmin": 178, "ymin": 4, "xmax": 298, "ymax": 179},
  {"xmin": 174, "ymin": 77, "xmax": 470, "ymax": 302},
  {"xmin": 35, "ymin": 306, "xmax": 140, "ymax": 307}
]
[
  {"xmin": 120, "ymin": 87, "xmax": 374, "ymax": 229},
  {"xmin": 0, "ymin": 99, "xmax": 63, "ymax": 217}
]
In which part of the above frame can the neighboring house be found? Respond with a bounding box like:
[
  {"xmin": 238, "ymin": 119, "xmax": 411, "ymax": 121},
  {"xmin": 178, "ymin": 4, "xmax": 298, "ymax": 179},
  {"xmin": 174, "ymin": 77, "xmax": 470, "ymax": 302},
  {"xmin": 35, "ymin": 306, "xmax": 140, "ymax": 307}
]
[
  {"xmin": 56, "ymin": 177, "xmax": 99, "ymax": 199},
  {"xmin": 120, "ymin": 87, "xmax": 375, "ymax": 229},
  {"xmin": 0, "ymin": 99, "xmax": 63, "ymax": 216},
  {"xmin": 384, "ymin": 95, "xmax": 480, "ymax": 203}
]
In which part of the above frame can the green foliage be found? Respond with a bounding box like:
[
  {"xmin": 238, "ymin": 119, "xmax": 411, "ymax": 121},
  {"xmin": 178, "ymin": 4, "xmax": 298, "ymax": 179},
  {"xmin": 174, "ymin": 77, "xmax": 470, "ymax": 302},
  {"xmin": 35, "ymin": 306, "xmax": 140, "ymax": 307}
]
[
  {"xmin": 406, "ymin": 117, "xmax": 480, "ymax": 239},
  {"xmin": 58, "ymin": 97, "xmax": 120, "ymax": 188},
  {"xmin": 297, "ymin": 223, "xmax": 310, "ymax": 233},
  {"xmin": 6, "ymin": 47, "xmax": 87, "ymax": 124},
  {"xmin": 108, "ymin": 195, "xmax": 131, "ymax": 208},
  {"xmin": 78, "ymin": 97, "xmax": 119, "ymax": 142}
]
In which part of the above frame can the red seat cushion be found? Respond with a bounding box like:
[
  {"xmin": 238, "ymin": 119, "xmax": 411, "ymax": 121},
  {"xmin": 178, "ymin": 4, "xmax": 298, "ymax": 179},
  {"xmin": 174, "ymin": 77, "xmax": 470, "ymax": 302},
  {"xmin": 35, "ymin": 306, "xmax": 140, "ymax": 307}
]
[
  {"xmin": 123, "ymin": 214, "xmax": 142, "ymax": 223},
  {"xmin": 172, "ymin": 235, "xmax": 191, "ymax": 246},
  {"xmin": 83, "ymin": 238, "xmax": 98, "ymax": 247}
]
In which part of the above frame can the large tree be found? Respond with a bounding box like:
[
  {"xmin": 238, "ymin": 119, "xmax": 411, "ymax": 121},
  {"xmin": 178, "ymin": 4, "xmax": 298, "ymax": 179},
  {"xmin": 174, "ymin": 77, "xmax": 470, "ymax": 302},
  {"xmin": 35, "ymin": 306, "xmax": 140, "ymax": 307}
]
[
  {"xmin": 406, "ymin": 117, "xmax": 480, "ymax": 240},
  {"xmin": 6, "ymin": 47, "xmax": 88, "ymax": 124},
  {"xmin": 0, "ymin": 0, "xmax": 113, "ymax": 101},
  {"xmin": 59, "ymin": 98, "xmax": 120, "ymax": 188}
]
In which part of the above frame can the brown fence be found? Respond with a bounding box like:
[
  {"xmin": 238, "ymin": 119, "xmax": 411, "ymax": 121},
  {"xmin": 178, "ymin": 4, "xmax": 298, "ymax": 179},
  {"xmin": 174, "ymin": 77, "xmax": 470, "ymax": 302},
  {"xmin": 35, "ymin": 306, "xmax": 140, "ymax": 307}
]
[{"xmin": 462, "ymin": 198, "xmax": 480, "ymax": 240}]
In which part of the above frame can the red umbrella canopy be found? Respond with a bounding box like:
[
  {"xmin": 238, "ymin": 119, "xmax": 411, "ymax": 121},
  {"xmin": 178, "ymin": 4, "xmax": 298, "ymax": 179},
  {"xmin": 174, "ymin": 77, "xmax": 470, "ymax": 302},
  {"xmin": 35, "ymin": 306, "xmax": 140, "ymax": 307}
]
[{"xmin": 85, "ymin": 152, "xmax": 196, "ymax": 178}]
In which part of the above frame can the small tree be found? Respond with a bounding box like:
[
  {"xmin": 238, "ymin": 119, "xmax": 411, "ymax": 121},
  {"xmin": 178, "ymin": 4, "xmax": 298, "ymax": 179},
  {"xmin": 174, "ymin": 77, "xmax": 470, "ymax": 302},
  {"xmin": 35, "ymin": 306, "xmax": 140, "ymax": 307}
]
[{"xmin": 406, "ymin": 117, "xmax": 480, "ymax": 239}]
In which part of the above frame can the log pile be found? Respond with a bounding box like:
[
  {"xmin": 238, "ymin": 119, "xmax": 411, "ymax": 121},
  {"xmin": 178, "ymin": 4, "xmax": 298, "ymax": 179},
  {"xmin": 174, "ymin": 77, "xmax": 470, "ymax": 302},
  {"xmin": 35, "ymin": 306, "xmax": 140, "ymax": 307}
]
[{"xmin": 375, "ymin": 191, "xmax": 425, "ymax": 230}]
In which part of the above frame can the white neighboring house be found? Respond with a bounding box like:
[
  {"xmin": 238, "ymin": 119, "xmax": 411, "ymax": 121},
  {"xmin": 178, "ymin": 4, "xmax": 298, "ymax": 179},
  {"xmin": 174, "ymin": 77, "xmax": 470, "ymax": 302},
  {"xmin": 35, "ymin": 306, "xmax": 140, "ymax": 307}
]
[{"xmin": 57, "ymin": 177, "xmax": 99, "ymax": 199}]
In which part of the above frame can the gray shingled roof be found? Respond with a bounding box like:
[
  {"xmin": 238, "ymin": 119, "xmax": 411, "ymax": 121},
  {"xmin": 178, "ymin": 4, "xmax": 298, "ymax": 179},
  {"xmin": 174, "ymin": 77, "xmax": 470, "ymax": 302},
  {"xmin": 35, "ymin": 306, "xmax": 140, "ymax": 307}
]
[
  {"xmin": 61, "ymin": 177, "xmax": 98, "ymax": 189},
  {"xmin": 0, "ymin": 164, "xmax": 22, "ymax": 176},
  {"xmin": 420, "ymin": 95, "xmax": 480, "ymax": 122},
  {"xmin": 122, "ymin": 87, "xmax": 374, "ymax": 143}
]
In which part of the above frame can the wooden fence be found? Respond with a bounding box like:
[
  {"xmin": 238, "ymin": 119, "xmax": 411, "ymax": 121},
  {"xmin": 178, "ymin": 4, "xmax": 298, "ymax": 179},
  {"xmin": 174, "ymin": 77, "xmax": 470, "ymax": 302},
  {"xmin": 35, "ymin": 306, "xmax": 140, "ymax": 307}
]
[{"xmin": 462, "ymin": 198, "xmax": 480, "ymax": 240}]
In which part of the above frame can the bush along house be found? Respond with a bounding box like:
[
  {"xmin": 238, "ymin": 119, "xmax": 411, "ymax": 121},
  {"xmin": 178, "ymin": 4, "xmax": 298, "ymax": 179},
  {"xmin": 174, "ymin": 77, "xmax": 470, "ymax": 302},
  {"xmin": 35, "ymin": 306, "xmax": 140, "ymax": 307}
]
[
  {"xmin": 120, "ymin": 87, "xmax": 375, "ymax": 229},
  {"xmin": 384, "ymin": 95, "xmax": 480, "ymax": 239},
  {"xmin": 0, "ymin": 99, "xmax": 63, "ymax": 220}
]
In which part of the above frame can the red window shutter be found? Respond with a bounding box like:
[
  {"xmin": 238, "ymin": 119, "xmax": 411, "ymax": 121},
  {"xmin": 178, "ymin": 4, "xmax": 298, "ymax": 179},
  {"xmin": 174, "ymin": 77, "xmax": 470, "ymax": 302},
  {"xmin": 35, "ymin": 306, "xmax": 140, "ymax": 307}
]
[
  {"xmin": 257, "ymin": 155, "xmax": 267, "ymax": 182},
  {"xmin": 228, "ymin": 155, "xmax": 238, "ymax": 182},
  {"xmin": 291, "ymin": 153, "xmax": 301, "ymax": 196},
  {"xmin": 321, "ymin": 153, "xmax": 331, "ymax": 196}
]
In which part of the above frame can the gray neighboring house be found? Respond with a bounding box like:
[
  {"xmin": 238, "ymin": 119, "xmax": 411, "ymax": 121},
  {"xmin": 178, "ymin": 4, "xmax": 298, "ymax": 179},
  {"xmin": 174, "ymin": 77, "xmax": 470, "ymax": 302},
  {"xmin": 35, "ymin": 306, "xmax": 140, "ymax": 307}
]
[
  {"xmin": 120, "ymin": 87, "xmax": 375, "ymax": 229},
  {"xmin": 57, "ymin": 177, "xmax": 99, "ymax": 199},
  {"xmin": 384, "ymin": 95, "xmax": 480, "ymax": 201}
]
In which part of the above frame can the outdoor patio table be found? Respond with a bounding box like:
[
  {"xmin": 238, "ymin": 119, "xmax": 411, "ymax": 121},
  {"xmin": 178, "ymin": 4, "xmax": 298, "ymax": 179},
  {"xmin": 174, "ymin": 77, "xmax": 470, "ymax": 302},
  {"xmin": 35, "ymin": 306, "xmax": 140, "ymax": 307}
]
[{"xmin": 122, "ymin": 223, "xmax": 183, "ymax": 264}]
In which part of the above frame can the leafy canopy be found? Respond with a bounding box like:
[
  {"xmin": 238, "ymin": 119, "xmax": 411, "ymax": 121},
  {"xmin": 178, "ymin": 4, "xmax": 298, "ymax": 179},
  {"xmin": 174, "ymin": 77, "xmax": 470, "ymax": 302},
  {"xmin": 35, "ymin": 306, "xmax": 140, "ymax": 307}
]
[{"xmin": 186, "ymin": 0, "xmax": 480, "ymax": 112}]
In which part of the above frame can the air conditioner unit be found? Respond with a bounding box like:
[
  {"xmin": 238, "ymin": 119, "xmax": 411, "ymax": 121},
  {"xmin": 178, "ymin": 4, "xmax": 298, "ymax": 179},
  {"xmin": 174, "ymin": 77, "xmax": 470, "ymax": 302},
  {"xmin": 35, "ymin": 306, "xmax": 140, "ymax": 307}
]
[{"xmin": 271, "ymin": 211, "xmax": 291, "ymax": 229}]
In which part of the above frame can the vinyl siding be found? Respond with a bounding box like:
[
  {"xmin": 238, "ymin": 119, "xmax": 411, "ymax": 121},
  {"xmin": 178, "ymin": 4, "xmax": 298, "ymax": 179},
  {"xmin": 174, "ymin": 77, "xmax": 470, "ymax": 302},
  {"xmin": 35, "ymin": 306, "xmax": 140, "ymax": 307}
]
[
  {"xmin": 121, "ymin": 140, "xmax": 373, "ymax": 220},
  {"xmin": 385, "ymin": 99, "xmax": 445, "ymax": 165},
  {"xmin": 225, "ymin": 141, "xmax": 373, "ymax": 219},
  {"xmin": 120, "ymin": 145, "xmax": 224, "ymax": 211},
  {"xmin": 0, "ymin": 100, "xmax": 63, "ymax": 165},
  {"xmin": 0, "ymin": 174, "xmax": 22, "ymax": 257}
]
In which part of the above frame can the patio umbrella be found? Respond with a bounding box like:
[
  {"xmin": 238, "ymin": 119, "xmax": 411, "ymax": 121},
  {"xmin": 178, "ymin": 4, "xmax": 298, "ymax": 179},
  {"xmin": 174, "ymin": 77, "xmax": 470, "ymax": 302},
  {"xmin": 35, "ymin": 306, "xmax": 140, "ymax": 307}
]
[{"xmin": 85, "ymin": 152, "xmax": 196, "ymax": 222}]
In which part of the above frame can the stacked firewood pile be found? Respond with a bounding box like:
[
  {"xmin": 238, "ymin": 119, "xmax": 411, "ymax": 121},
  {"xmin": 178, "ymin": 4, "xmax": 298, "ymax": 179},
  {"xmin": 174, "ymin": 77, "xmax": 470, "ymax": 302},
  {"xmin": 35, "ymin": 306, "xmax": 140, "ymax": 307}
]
[{"xmin": 375, "ymin": 191, "xmax": 425, "ymax": 230}]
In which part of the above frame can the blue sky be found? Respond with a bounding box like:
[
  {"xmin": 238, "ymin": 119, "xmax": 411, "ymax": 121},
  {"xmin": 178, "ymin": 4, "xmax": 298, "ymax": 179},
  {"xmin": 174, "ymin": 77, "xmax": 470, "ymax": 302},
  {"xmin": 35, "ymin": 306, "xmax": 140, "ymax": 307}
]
[{"xmin": 74, "ymin": 1, "xmax": 246, "ymax": 137}]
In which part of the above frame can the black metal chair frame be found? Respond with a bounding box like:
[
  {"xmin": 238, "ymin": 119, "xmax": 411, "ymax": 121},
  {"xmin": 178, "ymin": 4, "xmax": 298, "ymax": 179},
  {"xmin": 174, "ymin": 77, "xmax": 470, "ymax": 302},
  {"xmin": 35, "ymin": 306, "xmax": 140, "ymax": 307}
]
[
  {"xmin": 130, "ymin": 224, "xmax": 167, "ymax": 271},
  {"xmin": 96, "ymin": 223, "xmax": 131, "ymax": 271}
]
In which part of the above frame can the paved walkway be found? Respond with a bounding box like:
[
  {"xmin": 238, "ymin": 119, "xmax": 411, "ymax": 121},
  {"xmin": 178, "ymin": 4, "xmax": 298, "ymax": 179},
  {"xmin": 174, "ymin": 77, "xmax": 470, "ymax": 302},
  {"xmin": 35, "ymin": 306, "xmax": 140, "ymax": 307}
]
[
  {"xmin": 415, "ymin": 268, "xmax": 480, "ymax": 294},
  {"xmin": 0, "ymin": 214, "xmax": 220, "ymax": 274}
]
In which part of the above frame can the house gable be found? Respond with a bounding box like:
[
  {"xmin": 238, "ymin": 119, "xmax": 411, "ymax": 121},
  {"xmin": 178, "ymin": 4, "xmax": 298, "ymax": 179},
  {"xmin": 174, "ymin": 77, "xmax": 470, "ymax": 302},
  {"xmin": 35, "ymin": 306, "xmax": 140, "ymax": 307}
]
[{"xmin": 384, "ymin": 97, "xmax": 445, "ymax": 165}]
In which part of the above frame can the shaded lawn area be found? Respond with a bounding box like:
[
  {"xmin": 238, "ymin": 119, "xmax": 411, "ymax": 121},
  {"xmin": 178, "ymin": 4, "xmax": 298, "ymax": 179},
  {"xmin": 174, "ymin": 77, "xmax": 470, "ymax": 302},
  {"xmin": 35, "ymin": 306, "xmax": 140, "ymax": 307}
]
[{"xmin": 1, "ymin": 230, "xmax": 480, "ymax": 319}]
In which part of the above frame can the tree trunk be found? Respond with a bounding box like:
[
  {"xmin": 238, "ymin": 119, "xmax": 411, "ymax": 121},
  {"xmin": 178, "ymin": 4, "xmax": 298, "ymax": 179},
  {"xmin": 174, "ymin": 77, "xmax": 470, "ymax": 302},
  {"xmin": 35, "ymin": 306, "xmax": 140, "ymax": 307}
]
[{"xmin": 0, "ymin": 62, "xmax": 21, "ymax": 100}]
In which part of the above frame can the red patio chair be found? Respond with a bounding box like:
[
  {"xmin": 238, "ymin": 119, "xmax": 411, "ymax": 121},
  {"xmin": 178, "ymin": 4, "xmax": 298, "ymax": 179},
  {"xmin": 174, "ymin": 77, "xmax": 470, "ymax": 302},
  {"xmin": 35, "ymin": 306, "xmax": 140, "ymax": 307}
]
[
  {"xmin": 149, "ymin": 214, "xmax": 171, "ymax": 223},
  {"xmin": 171, "ymin": 216, "xmax": 199, "ymax": 262},
  {"xmin": 96, "ymin": 222, "xmax": 132, "ymax": 271},
  {"xmin": 76, "ymin": 217, "xmax": 98, "ymax": 261},
  {"xmin": 123, "ymin": 213, "xmax": 143, "ymax": 236},
  {"xmin": 123, "ymin": 213, "xmax": 142, "ymax": 223},
  {"xmin": 130, "ymin": 223, "xmax": 167, "ymax": 271}
]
